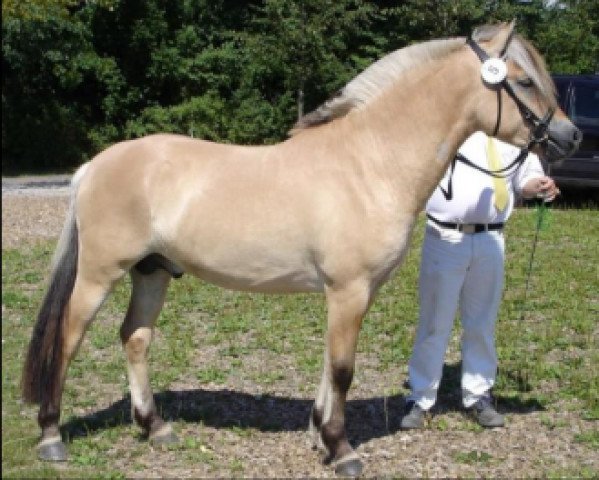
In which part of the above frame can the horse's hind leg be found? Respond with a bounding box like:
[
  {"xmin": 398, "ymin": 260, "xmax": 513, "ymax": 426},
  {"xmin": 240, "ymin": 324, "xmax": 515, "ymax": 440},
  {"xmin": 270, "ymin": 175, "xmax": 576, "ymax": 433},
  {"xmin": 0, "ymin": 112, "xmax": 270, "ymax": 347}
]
[
  {"xmin": 313, "ymin": 281, "xmax": 371, "ymax": 477},
  {"xmin": 120, "ymin": 269, "xmax": 176, "ymax": 444},
  {"xmin": 38, "ymin": 272, "xmax": 118, "ymax": 461}
]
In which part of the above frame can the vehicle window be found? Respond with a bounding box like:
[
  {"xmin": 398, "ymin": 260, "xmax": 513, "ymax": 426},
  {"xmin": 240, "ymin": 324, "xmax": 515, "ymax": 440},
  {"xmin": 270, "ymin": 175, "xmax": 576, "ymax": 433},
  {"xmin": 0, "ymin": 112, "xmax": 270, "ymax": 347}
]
[
  {"xmin": 554, "ymin": 80, "xmax": 569, "ymax": 110},
  {"xmin": 570, "ymin": 84, "xmax": 599, "ymax": 126}
]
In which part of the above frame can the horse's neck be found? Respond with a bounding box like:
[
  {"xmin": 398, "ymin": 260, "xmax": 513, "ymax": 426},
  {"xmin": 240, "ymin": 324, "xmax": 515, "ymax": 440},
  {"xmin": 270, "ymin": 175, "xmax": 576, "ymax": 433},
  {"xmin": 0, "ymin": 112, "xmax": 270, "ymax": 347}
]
[{"xmin": 346, "ymin": 51, "xmax": 479, "ymax": 212}]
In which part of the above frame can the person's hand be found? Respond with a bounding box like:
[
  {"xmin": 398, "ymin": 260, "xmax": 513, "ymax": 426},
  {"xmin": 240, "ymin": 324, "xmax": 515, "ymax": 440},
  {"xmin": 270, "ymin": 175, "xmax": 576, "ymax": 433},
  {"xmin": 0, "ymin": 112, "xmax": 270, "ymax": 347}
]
[{"xmin": 535, "ymin": 176, "xmax": 560, "ymax": 202}]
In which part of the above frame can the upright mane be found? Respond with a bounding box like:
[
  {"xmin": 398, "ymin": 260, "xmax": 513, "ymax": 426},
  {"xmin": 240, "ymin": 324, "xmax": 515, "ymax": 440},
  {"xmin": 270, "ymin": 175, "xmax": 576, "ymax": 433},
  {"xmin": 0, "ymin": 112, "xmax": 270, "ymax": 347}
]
[
  {"xmin": 290, "ymin": 38, "xmax": 464, "ymax": 134},
  {"xmin": 291, "ymin": 24, "xmax": 557, "ymax": 135}
]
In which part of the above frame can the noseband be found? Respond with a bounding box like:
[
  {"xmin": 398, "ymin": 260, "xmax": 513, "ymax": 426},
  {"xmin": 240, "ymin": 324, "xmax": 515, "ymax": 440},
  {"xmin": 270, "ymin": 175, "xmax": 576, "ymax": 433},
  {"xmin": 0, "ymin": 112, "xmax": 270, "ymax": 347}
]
[{"xmin": 439, "ymin": 36, "xmax": 555, "ymax": 201}]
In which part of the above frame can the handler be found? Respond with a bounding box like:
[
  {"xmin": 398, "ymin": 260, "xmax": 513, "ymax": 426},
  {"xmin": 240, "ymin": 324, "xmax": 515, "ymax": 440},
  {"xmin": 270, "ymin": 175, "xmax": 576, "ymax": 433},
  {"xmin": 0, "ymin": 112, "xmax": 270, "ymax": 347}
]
[{"xmin": 401, "ymin": 131, "xmax": 559, "ymax": 429}]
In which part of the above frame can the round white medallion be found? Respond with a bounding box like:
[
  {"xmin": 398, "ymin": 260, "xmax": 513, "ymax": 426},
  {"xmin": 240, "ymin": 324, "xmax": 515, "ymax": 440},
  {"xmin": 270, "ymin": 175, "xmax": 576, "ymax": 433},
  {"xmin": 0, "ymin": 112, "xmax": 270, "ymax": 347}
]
[{"xmin": 481, "ymin": 58, "xmax": 507, "ymax": 85}]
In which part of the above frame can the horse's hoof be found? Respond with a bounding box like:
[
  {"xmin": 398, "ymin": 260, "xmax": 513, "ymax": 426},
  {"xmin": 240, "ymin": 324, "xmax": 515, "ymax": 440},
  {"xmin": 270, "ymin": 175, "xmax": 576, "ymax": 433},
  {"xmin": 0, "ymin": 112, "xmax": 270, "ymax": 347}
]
[
  {"xmin": 38, "ymin": 440, "xmax": 68, "ymax": 462},
  {"xmin": 335, "ymin": 458, "xmax": 363, "ymax": 477},
  {"xmin": 150, "ymin": 430, "xmax": 179, "ymax": 446}
]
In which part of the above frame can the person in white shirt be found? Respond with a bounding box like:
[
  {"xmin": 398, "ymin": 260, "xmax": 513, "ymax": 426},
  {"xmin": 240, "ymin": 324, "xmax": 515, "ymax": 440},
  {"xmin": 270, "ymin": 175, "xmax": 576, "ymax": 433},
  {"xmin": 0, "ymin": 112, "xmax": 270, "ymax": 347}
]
[{"xmin": 401, "ymin": 131, "xmax": 560, "ymax": 429}]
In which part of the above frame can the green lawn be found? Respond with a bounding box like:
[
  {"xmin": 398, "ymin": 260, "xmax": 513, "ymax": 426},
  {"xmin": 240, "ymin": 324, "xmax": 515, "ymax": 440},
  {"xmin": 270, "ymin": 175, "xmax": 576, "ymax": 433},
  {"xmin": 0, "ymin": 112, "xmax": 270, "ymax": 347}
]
[{"xmin": 2, "ymin": 206, "xmax": 598, "ymax": 478}]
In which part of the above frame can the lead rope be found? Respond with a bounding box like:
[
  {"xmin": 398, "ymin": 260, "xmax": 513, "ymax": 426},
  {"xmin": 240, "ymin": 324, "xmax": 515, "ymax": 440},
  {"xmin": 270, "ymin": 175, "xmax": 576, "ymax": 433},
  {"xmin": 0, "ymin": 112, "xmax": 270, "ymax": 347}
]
[
  {"xmin": 512, "ymin": 194, "xmax": 551, "ymax": 392},
  {"xmin": 522, "ymin": 201, "xmax": 546, "ymax": 306}
]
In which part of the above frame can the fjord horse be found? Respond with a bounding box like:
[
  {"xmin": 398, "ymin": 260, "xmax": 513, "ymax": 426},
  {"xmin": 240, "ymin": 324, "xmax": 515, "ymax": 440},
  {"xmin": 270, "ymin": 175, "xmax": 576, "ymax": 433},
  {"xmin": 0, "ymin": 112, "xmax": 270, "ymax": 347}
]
[{"xmin": 22, "ymin": 22, "xmax": 580, "ymax": 476}]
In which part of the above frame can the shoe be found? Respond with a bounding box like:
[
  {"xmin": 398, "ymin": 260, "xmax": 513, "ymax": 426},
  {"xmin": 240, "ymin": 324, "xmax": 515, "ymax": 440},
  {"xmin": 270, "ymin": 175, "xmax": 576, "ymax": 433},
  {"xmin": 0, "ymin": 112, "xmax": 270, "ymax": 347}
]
[
  {"xmin": 400, "ymin": 401, "xmax": 425, "ymax": 429},
  {"xmin": 468, "ymin": 397, "xmax": 504, "ymax": 428}
]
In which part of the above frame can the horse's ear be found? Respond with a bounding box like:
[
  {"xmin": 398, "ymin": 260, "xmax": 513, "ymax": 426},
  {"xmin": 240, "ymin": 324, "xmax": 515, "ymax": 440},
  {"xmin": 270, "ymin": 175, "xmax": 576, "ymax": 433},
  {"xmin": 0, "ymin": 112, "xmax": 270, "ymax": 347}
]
[{"xmin": 484, "ymin": 20, "xmax": 516, "ymax": 57}]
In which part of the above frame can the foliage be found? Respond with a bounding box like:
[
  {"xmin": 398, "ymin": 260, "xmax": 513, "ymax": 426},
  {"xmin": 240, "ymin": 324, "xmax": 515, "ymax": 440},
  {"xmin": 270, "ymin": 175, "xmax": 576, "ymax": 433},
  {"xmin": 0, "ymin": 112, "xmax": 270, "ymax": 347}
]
[
  {"xmin": 535, "ymin": 0, "xmax": 599, "ymax": 74},
  {"xmin": 2, "ymin": 0, "xmax": 598, "ymax": 172},
  {"xmin": 2, "ymin": 2, "xmax": 96, "ymax": 171}
]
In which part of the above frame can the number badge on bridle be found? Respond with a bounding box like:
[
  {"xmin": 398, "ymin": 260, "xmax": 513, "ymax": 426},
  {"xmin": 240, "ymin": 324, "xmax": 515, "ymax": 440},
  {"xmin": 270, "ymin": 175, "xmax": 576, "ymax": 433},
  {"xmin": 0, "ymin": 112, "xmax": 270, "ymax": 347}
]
[{"xmin": 481, "ymin": 58, "xmax": 507, "ymax": 85}]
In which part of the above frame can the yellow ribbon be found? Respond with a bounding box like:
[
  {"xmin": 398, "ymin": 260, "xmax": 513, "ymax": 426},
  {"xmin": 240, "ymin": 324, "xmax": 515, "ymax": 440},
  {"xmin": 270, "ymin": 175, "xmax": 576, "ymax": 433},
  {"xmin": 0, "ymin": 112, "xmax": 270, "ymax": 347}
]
[{"xmin": 487, "ymin": 137, "xmax": 509, "ymax": 211}]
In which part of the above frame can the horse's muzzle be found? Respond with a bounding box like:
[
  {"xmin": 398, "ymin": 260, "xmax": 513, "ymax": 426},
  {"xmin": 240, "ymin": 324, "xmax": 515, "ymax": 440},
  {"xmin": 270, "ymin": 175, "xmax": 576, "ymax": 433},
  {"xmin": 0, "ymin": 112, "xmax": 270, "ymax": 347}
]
[{"xmin": 545, "ymin": 118, "xmax": 582, "ymax": 162}]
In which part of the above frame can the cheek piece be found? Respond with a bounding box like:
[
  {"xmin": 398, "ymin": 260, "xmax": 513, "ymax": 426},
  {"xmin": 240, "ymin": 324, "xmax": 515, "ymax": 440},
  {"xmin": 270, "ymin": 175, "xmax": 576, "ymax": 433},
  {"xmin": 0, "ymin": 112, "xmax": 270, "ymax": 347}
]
[{"xmin": 467, "ymin": 36, "xmax": 555, "ymax": 144}]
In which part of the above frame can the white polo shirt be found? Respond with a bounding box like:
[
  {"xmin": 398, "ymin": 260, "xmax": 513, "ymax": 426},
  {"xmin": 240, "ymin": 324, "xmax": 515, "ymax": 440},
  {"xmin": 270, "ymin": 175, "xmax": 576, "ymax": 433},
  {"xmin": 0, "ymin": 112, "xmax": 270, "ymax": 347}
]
[{"xmin": 426, "ymin": 132, "xmax": 545, "ymax": 224}]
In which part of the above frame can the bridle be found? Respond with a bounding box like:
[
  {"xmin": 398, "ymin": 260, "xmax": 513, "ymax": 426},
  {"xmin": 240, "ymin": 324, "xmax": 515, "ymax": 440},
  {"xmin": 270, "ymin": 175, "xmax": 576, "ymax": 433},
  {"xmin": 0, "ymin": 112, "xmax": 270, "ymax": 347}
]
[
  {"xmin": 467, "ymin": 36, "xmax": 555, "ymax": 147},
  {"xmin": 440, "ymin": 35, "xmax": 556, "ymax": 201}
]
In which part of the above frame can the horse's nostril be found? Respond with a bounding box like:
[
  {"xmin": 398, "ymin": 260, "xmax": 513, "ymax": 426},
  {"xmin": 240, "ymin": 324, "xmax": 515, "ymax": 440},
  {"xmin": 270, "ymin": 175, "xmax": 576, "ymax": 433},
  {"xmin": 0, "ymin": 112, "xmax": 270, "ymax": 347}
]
[{"xmin": 573, "ymin": 128, "xmax": 583, "ymax": 143}]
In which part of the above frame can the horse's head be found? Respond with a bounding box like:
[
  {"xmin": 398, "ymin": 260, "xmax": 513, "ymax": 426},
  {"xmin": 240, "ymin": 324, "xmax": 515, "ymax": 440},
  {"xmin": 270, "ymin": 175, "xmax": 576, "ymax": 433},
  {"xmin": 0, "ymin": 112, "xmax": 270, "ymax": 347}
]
[{"xmin": 469, "ymin": 21, "xmax": 581, "ymax": 162}]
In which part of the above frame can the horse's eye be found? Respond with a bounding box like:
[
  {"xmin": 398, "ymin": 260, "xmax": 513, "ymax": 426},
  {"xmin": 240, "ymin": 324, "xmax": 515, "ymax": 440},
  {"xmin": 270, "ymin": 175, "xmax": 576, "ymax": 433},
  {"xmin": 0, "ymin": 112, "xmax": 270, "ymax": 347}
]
[{"xmin": 517, "ymin": 77, "xmax": 534, "ymax": 88}]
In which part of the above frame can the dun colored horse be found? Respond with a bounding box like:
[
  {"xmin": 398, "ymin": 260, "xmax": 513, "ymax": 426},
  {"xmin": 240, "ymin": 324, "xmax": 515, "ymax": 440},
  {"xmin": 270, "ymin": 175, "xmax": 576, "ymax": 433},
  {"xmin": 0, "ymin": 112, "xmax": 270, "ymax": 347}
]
[{"xmin": 22, "ymin": 22, "xmax": 580, "ymax": 476}]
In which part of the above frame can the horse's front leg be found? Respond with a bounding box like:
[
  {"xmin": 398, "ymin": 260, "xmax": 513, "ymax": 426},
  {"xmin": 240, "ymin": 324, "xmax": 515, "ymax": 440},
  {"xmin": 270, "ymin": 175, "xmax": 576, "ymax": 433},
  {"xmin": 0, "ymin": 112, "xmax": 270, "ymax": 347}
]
[{"xmin": 313, "ymin": 281, "xmax": 371, "ymax": 477}]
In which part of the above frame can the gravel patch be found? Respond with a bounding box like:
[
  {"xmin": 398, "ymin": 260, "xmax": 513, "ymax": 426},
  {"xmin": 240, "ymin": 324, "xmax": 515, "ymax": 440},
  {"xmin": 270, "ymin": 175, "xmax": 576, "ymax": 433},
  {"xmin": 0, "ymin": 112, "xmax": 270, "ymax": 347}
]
[
  {"xmin": 2, "ymin": 196, "xmax": 69, "ymax": 249},
  {"xmin": 2, "ymin": 175, "xmax": 71, "ymax": 248}
]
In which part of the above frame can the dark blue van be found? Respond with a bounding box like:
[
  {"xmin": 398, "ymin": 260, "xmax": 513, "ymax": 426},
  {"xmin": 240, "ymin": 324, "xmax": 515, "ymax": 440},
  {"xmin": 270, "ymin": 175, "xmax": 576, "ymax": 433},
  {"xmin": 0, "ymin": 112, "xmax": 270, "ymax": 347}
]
[{"xmin": 550, "ymin": 74, "xmax": 599, "ymax": 188}]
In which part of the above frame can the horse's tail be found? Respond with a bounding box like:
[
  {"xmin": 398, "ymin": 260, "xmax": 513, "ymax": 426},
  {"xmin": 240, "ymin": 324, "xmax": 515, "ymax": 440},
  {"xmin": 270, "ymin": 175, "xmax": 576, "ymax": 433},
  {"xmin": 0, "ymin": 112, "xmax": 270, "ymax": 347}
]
[{"xmin": 21, "ymin": 165, "xmax": 88, "ymax": 404}]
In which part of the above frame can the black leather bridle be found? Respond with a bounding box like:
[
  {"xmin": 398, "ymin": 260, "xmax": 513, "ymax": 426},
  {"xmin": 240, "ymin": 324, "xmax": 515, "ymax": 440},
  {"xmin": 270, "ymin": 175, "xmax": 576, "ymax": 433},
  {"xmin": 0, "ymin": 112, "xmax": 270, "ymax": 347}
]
[
  {"xmin": 440, "ymin": 36, "xmax": 556, "ymax": 201},
  {"xmin": 466, "ymin": 36, "xmax": 555, "ymax": 145}
]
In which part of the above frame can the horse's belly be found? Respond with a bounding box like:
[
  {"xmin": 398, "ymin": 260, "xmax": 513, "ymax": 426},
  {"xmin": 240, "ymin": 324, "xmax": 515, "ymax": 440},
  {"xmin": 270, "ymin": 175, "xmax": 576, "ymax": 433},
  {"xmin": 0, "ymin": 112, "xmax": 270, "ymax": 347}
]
[{"xmin": 182, "ymin": 251, "xmax": 324, "ymax": 294}]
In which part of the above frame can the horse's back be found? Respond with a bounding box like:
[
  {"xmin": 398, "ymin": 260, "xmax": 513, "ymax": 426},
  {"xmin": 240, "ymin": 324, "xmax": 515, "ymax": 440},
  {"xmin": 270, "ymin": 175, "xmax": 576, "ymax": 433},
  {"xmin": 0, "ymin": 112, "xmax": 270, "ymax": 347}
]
[{"xmin": 79, "ymin": 133, "xmax": 272, "ymax": 207}]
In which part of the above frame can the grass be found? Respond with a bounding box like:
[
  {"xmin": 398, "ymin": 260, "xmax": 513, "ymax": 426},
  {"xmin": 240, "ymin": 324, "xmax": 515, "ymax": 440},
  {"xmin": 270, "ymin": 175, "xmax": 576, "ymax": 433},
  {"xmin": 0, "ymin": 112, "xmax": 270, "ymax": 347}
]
[
  {"xmin": 453, "ymin": 449, "xmax": 493, "ymax": 465},
  {"xmin": 2, "ymin": 206, "xmax": 598, "ymax": 477},
  {"xmin": 575, "ymin": 430, "xmax": 599, "ymax": 450}
]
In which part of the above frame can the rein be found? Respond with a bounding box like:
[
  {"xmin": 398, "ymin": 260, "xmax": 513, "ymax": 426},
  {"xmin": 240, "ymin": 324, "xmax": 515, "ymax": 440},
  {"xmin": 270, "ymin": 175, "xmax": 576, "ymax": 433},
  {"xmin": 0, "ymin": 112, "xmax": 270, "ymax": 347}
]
[
  {"xmin": 438, "ymin": 148, "xmax": 528, "ymax": 201},
  {"xmin": 440, "ymin": 36, "xmax": 555, "ymax": 201}
]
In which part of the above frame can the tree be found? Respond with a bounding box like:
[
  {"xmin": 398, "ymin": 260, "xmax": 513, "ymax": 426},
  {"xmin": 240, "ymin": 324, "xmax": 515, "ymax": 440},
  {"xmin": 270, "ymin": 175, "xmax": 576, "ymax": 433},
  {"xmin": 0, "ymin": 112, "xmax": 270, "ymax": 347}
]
[
  {"xmin": 534, "ymin": 0, "xmax": 599, "ymax": 73},
  {"xmin": 2, "ymin": 2, "xmax": 101, "ymax": 171},
  {"xmin": 2, "ymin": 0, "xmax": 597, "ymax": 172},
  {"xmin": 237, "ymin": 0, "xmax": 380, "ymax": 140}
]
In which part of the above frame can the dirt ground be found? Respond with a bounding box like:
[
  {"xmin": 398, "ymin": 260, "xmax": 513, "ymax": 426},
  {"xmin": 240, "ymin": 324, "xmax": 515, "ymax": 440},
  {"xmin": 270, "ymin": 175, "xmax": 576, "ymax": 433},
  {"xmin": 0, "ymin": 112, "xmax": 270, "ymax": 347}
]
[
  {"xmin": 2, "ymin": 176, "xmax": 597, "ymax": 478},
  {"xmin": 2, "ymin": 175, "xmax": 71, "ymax": 249}
]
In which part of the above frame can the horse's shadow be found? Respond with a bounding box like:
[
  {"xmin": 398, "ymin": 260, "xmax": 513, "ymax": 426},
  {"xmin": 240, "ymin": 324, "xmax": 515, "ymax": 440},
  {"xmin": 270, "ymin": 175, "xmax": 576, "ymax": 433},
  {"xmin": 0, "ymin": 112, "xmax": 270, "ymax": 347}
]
[
  {"xmin": 61, "ymin": 361, "xmax": 545, "ymax": 447},
  {"xmin": 61, "ymin": 389, "xmax": 406, "ymax": 447}
]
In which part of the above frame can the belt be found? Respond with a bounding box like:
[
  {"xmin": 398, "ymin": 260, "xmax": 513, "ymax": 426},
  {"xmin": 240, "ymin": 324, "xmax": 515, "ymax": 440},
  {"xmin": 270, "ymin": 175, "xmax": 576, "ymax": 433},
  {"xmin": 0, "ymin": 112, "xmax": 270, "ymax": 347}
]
[{"xmin": 426, "ymin": 214, "xmax": 504, "ymax": 234}]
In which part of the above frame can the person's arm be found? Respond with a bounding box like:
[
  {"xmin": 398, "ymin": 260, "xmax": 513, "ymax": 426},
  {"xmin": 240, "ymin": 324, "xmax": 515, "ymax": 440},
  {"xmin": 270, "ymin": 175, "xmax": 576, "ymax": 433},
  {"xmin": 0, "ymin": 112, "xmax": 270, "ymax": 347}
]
[{"xmin": 514, "ymin": 151, "xmax": 560, "ymax": 201}]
